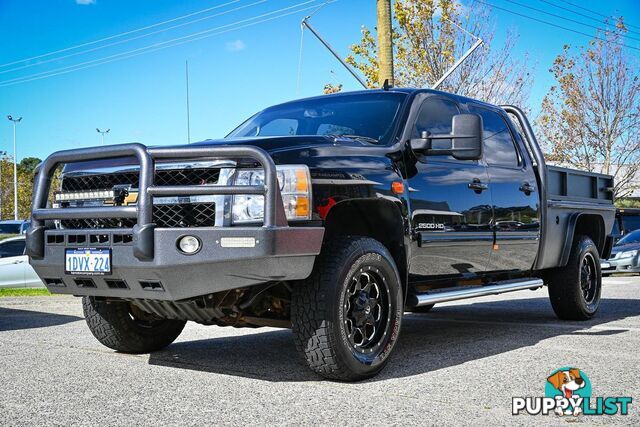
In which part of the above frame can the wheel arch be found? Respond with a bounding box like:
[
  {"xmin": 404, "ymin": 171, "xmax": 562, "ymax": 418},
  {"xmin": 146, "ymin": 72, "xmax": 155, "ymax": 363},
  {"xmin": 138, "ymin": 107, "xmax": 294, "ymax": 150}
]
[
  {"xmin": 560, "ymin": 213, "xmax": 606, "ymax": 266},
  {"xmin": 323, "ymin": 198, "xmax": 409, "ymax": 296}
]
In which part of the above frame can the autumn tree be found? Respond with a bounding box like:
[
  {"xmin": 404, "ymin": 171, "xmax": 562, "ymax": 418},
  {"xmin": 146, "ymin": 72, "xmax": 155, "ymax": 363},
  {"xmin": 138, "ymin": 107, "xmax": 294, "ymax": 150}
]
[
  {"xmin": 0, "ymin": 155, "xmax": 58, "ymax": 221},
  {"xmin": 537, "ymin": 20, "xmax": 640, "ymax": 198},
  {"xmin": 343, "ymin": 0, "xmax": 533, "ymax": 105}
]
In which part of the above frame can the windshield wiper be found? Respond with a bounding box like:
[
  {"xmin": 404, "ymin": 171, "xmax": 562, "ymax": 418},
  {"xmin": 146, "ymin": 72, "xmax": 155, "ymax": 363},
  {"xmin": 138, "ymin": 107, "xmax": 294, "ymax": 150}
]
[{"xmin": 328, "ymin": 134, "xmax": 379, "ymax": 144}]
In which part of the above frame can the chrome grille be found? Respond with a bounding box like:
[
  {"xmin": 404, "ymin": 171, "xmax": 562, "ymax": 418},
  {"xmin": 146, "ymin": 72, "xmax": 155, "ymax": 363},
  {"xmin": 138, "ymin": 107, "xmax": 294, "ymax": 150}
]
[
  {"xmin": 61, "ymin": 168, "xmax": 220, "ymax": 191},
  {"xmin": 61, "ymin": 202, "xmax": 216, "ymax": 229}
]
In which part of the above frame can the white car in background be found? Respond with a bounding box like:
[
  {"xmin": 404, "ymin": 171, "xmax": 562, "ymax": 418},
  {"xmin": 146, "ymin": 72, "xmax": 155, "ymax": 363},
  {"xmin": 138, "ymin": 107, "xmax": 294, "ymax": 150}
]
[{"xmin": 0, "ymin": 236, "xmax": 44, "ymax": 288}]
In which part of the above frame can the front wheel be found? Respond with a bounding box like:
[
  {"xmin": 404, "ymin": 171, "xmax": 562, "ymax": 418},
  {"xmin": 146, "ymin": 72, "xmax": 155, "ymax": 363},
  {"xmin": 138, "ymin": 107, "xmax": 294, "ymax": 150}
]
[
  {"xmin": 547, "ymin": 235, "xmax": 602, "ymax": 320},
  {"xmin": 82, "ymin": 297, "xmax": 186, "ymax": 353},
  {"xmin": 291, "ymin": 236, "xmax": 403, "ymax": 381}
]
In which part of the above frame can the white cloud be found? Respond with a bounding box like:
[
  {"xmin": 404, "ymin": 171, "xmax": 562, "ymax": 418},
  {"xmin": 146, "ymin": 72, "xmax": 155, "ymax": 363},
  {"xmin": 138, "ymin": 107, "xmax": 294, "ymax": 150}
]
[
  {"xmin": 225, "ymin": 40, "xmax": 246, "ymax": 52},
  {"xmin": 76, "ymin": 0, "xmax": 96, "ymax": 5}
]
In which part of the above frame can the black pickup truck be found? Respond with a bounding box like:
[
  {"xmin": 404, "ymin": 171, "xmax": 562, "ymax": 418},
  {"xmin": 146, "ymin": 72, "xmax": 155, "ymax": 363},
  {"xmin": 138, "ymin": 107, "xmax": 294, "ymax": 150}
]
[{"xmin": 26, "ymin": 89, "xmax": 615, "ymax": 381}]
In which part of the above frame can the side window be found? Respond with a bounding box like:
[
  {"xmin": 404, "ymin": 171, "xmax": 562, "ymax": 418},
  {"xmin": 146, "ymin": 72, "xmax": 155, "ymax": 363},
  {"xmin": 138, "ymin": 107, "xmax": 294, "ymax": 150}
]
[
  {"xmin": 468, "ymin": 106, "xmax": 520, "ymax": 167},
  {"xmin": 0, "ymin": 240, "xmax": 26, "ymax": 258},
  {"xmin": 258, "ymin": 119, "xmax": 298, "ymax": 136},
  {"xmin": 413, "ymin": 97, "xmax": 460, "ymax": 151}
]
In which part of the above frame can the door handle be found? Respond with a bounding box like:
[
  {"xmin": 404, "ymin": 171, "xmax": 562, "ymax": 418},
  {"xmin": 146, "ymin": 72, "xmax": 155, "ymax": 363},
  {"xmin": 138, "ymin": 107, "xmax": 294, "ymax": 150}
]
[
  {"xmin": 519, "ymin": 182, "xmax": 536, "ymax": 195},
  {"xmin": 12, "ymin": 260, "xmax": 25, "ymax": 264},
  {"xmin": 468, "ymin": 179, "xmax": 488, "ymax": 193}
]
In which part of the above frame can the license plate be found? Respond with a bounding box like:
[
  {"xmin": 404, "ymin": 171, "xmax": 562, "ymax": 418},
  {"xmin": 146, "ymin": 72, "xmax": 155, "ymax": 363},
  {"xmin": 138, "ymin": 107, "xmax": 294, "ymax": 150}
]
[{"xmin": 65, "ymin": 248, "xmax": 111, "ymax": 275}]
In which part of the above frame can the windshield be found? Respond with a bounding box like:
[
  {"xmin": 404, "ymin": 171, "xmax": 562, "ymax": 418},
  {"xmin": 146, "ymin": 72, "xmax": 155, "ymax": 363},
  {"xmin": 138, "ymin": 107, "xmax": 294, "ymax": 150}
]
[
  {"xmin": 227, "ymin": 93, "xmax": 407, "ymax": 145},
  {"xmin": 0, "ymin": 224, "xmax": 21, "ymax": 234},
  {"xmin": 617, "ymin": 229, "xmax": 640, "ymax": 245}
]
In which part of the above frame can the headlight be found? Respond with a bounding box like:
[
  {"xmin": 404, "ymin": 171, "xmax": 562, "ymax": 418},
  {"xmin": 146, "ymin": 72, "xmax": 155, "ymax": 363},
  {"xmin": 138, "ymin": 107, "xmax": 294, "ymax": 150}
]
[
  {"xmin": 232, "ymin": 165, "xmax": 311, "ymax": 224},
  {"xmin": 619, "ymin": 250, "xmax": 638, "ymax": 258}
]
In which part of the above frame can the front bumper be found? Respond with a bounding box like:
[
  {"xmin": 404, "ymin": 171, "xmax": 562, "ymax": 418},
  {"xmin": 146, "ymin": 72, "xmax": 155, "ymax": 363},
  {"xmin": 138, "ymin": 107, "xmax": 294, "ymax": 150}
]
[
  {"xmin": 30, "ymin": 226, "xmax": 323, "ymax": 300},
  {"xmin": 601, "ymin": 255, "xmax": 640, "ymax": 273}
]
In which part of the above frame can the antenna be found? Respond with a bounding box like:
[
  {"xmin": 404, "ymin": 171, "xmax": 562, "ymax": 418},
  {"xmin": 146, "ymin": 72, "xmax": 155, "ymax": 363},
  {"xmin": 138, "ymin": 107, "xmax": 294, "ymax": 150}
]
[
  {"xmin": 430, "ymin": 17, "xmax": 484, "ymax": 90},
  {"xmin": 301, "ymin": 16, "xmax": 368, "ymax": 89},
  {"xmin": 185, "ymin": 60, "xmax": 191, "ymax": 144}
]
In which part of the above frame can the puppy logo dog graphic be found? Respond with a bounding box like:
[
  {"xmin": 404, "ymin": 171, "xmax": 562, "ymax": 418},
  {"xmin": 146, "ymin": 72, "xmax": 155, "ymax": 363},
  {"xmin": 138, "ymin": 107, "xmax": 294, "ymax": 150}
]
[
  {"xmin": 512, "ymin": 367, "xmax": 633, "ymax": 416},
  {"xmin": 545, "ymin": 368, "xmax": 590, "ymax": 416}
]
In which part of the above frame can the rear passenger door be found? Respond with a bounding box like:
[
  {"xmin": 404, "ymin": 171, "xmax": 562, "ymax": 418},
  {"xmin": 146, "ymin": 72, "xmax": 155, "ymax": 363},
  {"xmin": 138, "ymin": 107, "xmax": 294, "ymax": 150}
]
[
  {"xmin": 407, "ymin": 96, "xmax": 493, "ymax": 277},
  {"xmin": 468, "ymin": 105, "xmax": 540, "ymax": 272}
]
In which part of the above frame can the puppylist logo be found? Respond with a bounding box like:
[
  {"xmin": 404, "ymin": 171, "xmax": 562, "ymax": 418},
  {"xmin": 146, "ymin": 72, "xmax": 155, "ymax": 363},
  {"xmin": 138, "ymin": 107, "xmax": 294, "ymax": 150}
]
[{"xmin": 512, "ymin": 367, "xmax": 632, "ymax": 416}]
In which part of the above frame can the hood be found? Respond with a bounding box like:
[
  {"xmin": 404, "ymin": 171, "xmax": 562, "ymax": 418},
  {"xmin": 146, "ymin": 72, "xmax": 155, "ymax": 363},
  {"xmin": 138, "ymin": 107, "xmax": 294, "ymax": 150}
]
[{"xmin": 63, "ymin": 135, "xmax": 374, "ymax": 174}]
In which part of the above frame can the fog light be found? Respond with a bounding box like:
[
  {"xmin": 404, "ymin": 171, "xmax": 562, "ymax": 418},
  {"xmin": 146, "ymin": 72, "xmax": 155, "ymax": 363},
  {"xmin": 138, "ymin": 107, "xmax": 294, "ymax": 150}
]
[{"xmin": 178, "ymin": 235, "xmax": 201, "ymax": 254}]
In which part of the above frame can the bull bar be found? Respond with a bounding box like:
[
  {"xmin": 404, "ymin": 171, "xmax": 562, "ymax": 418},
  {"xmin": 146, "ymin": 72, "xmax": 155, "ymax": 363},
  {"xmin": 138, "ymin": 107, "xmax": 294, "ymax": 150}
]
[{"xmin": 26, "ymin": 143, "xmax": 324, "ymax": 301}]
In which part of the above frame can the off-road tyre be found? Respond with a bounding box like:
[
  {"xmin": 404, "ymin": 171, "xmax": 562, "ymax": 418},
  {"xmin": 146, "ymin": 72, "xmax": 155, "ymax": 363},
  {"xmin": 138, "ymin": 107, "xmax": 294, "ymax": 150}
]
[
  {"xmin": 547, "ymin": 235, "xmax": 602, "ymax": 320},
  {"xmin": 291, "ymin": 236, "xmax": 403, "ymax": 381},
  {"xmin": 82, "ymin": 296, "xmax": 186, "ymax": 353}
]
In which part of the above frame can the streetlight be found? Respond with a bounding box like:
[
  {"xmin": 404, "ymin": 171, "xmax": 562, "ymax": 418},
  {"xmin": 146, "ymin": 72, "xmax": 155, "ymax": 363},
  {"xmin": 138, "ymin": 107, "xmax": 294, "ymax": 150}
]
[
  {"xmin": 0, "ymin": 150, "xmax": 6, "ymax": 220},
  {"xmin": 7, "ymin": 115, "xmax": 21, "ymax": 220},
  {"xmin": 96, "ymin": 128, "xmax": 110, "ymax": 145}
]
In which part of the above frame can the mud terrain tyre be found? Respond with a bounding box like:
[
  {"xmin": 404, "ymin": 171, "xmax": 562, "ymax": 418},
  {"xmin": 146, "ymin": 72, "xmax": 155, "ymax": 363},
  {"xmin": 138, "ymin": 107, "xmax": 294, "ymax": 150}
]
[
  {"xmin": 547, "ymin": 235, "xmax": 602, "ymax": 320},
  {"xmin": 291, "ymin": 236, "xmax": 403, "ymax": 381},
  {"xmin": 83, "ymin": 296, "xmax": 186, "ymax": 353}
]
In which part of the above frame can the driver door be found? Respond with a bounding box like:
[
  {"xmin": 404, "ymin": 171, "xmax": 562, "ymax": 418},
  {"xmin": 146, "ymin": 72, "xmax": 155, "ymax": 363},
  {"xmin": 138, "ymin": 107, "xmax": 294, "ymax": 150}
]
[{"xmin": 406, "ymin": 96, "xmax": 493, "ymax": 278}]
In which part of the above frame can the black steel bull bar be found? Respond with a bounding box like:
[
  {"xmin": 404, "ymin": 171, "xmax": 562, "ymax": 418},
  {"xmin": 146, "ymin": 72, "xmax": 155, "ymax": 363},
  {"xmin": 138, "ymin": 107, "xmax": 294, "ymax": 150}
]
[{"xmin": 26, "ymin": 143, "xmax": 287, "ymax": 261}]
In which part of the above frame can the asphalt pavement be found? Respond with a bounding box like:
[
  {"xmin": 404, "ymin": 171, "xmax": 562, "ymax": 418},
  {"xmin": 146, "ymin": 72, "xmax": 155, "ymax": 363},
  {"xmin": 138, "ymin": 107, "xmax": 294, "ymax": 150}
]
[{"xmin": 1, "ymin": 276, "xmax": 638, "ymax": 426}]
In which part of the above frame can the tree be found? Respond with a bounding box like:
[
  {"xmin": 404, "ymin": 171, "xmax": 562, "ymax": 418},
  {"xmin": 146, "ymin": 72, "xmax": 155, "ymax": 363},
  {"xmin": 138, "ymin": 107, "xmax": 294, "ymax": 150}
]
[
  {"xmin": 344, "ymin": 0, "xmax": 533, "ymax": 106},
  {"xmin": 18, "ymin": 157, "xmax": 42, "ymax": 175},
  {"xmin": 0, "ymin": 155, "xmax": 56, "ymax": 221},
  {"xmin": 537, "ymin": 19, "xmax": 640, "ymax": 198}
]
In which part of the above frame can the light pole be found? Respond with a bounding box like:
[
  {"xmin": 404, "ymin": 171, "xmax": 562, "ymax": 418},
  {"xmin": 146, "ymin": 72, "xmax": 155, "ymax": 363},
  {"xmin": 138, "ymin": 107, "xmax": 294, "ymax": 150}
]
[
  {"xmin": 0, "ymin": 150, "xmax": 6, "ymax": 220},
  {"xmin": 96, "ymin": 128, "xmax": 110, "ymax": 145},
  {"xmin": 7, "ymin": 115, "xmax": 21, "ymax": 220}
]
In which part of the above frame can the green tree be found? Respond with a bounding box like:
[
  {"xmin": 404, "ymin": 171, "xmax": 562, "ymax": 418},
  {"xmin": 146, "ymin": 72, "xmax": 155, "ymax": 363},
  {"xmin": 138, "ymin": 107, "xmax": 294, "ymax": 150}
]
[
  {"xmin": 18, "ymin": 157, "xmax": 42, "ymax": 174},
  {"xmin": 537, "ymin": 19, "xmax": 640, "ymax": 198},
  {"xmin": 343, "ymin": 0, "xmax": 533, "ymax": 105}
]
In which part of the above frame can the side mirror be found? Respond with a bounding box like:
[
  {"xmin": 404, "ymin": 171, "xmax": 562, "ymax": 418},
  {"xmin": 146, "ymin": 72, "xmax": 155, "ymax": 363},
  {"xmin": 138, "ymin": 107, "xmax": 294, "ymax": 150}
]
[{"xmin": 410, "ymin": 114, "xmax": 483, "ymax": 160}]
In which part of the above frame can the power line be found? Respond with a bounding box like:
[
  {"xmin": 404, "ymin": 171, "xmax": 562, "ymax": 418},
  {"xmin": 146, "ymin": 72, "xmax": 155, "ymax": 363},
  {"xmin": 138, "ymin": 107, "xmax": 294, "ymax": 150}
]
[
  {"xmin": 475, "ymin": 0, "xmax": 640, "ymax": 52},
  {"xmin": 538, "ymin": 0, "xmax": 640, "ymax": 37},
  {"xmin": 504, "ymin": 0, "xmax": 640, "ymax": 43},
  {"xmin": 559, "ymin": 0, "xmax": 640, "ymax": 31},
  {"xmin": 0, "ymin": 0, "xmax": 268, "ymax": 75},
  {"xmin": 0, "ymin": 0, "xmax": 242, "ymax": 68},
  {"xmin": 0, "ymin": 1, "xmax": 324, "ymax": 87}
]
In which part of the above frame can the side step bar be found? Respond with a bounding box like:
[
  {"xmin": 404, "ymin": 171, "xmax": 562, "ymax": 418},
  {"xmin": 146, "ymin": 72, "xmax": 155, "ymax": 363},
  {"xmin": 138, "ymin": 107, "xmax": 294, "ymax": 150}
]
[{"xmin": 407, "ymin": 278, "xmax": 544, "ymax": 307}]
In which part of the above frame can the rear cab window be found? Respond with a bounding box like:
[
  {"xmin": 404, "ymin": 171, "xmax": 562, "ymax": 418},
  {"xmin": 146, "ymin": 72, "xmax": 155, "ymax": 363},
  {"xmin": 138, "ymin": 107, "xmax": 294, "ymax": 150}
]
[{"xmin": 467, "ymin": 105, "xmax": 521, "ymax": 168}]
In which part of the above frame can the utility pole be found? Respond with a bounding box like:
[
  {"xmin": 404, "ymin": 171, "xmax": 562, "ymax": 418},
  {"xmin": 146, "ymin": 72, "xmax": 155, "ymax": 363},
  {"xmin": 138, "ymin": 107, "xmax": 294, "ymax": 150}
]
[
  {"xmin": 7, "ymin": 115, "xmax": 21, "ymax": 220},
  {"xmin": 0, "ymin": 150, "xmax": 5, "ymax": 220},
  {"xmin": 96, "ymin": 128, "xmax": 110, "ymax": 145},
  {"xmin": 376, "ymin": 0, "xmax": 394, "ymax": 87}
]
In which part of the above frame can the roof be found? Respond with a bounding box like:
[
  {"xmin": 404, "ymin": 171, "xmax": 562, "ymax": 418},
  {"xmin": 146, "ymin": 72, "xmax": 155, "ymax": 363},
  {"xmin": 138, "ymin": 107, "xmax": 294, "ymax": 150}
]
[
  {"xmin": 267, "ymin": 88, "xmax": 506, "ymax": 112},
  {"xmin": 0, "ymin": 220, "xmax": 28, "ymax": 224}
]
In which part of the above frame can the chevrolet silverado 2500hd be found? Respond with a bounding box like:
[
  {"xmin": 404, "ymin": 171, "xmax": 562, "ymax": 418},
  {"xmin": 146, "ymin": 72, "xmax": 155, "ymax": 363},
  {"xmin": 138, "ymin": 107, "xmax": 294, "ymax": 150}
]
[{"xmin": 27, "ymin": 89, "xmax": 615, "ymax": 381}]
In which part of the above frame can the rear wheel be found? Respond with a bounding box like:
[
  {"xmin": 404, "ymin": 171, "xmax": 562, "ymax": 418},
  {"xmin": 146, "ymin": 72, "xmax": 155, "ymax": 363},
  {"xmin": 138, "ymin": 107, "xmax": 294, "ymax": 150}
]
[
  {"xmin": 82, "ymin": 296, "xmax": 186, "ymax": 353},
  {"xmin": 547, "ymin": 235, "xmax": 602, "ymax": 320},
  {"xmin": 291, "ymin": 236, "xmax": 403, "ymax": 381}
]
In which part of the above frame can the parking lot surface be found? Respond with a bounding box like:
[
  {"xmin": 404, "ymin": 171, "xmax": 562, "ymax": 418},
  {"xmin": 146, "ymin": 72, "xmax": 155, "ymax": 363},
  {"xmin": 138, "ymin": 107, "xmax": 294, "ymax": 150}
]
[{"xmin": 1, "ymin": 276, "xmax": 638, "ymax": 426}]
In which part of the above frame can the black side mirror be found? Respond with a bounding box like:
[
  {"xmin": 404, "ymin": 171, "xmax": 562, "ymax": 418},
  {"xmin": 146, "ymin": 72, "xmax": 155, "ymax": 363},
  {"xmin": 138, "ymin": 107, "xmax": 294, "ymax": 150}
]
[{"xmin": 410, "ymin": 114, "xmax": 483, "ymax": 160}]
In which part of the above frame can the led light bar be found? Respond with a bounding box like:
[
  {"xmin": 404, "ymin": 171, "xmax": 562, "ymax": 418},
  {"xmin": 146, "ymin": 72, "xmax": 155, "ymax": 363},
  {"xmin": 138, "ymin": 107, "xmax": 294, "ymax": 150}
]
[{"xmin": 54, "ymin": 190, "xmax": 115, "ymax": 202}]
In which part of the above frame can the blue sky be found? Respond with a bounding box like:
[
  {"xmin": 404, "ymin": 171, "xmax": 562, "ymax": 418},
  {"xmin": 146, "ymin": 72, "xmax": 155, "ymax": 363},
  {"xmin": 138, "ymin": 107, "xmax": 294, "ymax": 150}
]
[{"xmin": 0, "ymin": 0, "xmax": 638, "ymax": 161}]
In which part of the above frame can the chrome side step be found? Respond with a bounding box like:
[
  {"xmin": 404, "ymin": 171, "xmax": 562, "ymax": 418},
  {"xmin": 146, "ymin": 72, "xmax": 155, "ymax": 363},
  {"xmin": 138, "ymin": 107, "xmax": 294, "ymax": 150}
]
[{"xmin": 407, "ymin": 278, "xmax": 544, "ymax": 307}]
